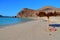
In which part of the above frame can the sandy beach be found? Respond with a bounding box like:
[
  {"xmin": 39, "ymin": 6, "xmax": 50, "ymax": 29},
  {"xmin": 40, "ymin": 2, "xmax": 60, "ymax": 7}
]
[{"xmin": 0, "ymin": 19, "xmax": 60, "ymax": 40}]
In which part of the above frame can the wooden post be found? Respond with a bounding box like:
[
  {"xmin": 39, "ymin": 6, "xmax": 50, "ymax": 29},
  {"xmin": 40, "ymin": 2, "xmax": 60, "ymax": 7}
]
[{"xmin": 46, "ymin": 17, "xmax": 50, "ymax": 32}]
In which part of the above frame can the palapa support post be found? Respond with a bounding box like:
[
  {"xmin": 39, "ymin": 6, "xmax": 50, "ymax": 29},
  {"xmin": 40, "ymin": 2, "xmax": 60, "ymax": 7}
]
[{"xmin": 46, "ymin": 17, "xmax": 50, "ymax": 32}]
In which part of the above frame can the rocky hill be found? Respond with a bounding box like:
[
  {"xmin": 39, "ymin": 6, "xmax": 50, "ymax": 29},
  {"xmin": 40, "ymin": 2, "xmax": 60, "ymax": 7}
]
[
  {"xmin": 17, "ymin": 8, "xmax": 39, "ymax": 18},
  {"xmin": 16, "ymin": 6, "xmax": 60, "ymax": 18}
]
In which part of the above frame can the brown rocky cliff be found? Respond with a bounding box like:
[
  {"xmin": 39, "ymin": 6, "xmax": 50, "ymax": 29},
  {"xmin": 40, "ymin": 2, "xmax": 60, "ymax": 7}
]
[{"xmin": 17, "ymin": 8, "xmax": 39, "ymax": 18}]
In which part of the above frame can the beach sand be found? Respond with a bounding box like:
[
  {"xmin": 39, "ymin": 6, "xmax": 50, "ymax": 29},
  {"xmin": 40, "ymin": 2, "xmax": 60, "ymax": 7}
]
[{"xmin": 0, "ymin": 19, "xmax": 60, "ymax": 40}]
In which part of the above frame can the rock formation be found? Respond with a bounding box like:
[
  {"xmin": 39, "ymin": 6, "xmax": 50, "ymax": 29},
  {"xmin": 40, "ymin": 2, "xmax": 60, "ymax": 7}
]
[
  {"xmin": 0, "ymin": 15, "xmax": 3, "ymax": 17},
  {"xmin": 17, "ymin": 8, "xmax": 38, "ymax": 18},
  {"xmin": 16, "ymin": 6, "xmax": 60, "ymax": 18}
]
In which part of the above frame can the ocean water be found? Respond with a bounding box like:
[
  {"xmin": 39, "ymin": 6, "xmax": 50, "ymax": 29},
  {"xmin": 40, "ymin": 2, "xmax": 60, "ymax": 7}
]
[{"xmin": 0, "ymin": 18, "xmax": 32, "ymax": 27}]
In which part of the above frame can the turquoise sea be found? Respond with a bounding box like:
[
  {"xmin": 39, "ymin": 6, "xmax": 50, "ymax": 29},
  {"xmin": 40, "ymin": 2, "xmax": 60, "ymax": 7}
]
[{"xmin": 0, "ymin": 17, "xmax": 32, "ymax": 27}]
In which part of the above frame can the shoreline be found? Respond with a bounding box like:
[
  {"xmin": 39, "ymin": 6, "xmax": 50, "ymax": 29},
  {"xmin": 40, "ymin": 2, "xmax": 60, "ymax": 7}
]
[
  {"xmin": 0, "ymin": 19, "xmax": 39, "ymax": 29},
  {"xmin": 0, "ymin": 18, "xmax": 36, "ymax": 28}
]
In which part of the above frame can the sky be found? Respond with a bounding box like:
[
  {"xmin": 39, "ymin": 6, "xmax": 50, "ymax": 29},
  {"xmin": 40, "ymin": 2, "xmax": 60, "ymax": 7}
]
[{"xmin": 0, "ymin": 0, "xmax": 60, "ymax": 16}]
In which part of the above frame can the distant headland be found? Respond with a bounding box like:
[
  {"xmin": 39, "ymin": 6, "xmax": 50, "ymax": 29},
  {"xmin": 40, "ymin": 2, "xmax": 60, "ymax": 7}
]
[{"xmin": 0, "ymin": 15, "xmax": 16, "ymax": 18}]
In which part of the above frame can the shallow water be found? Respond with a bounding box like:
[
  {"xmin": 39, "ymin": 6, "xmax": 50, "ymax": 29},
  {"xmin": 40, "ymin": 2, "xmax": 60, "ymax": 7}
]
[{"xmin": 0, "ymin": 17, "xmax": 32, "ymax": 27}]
